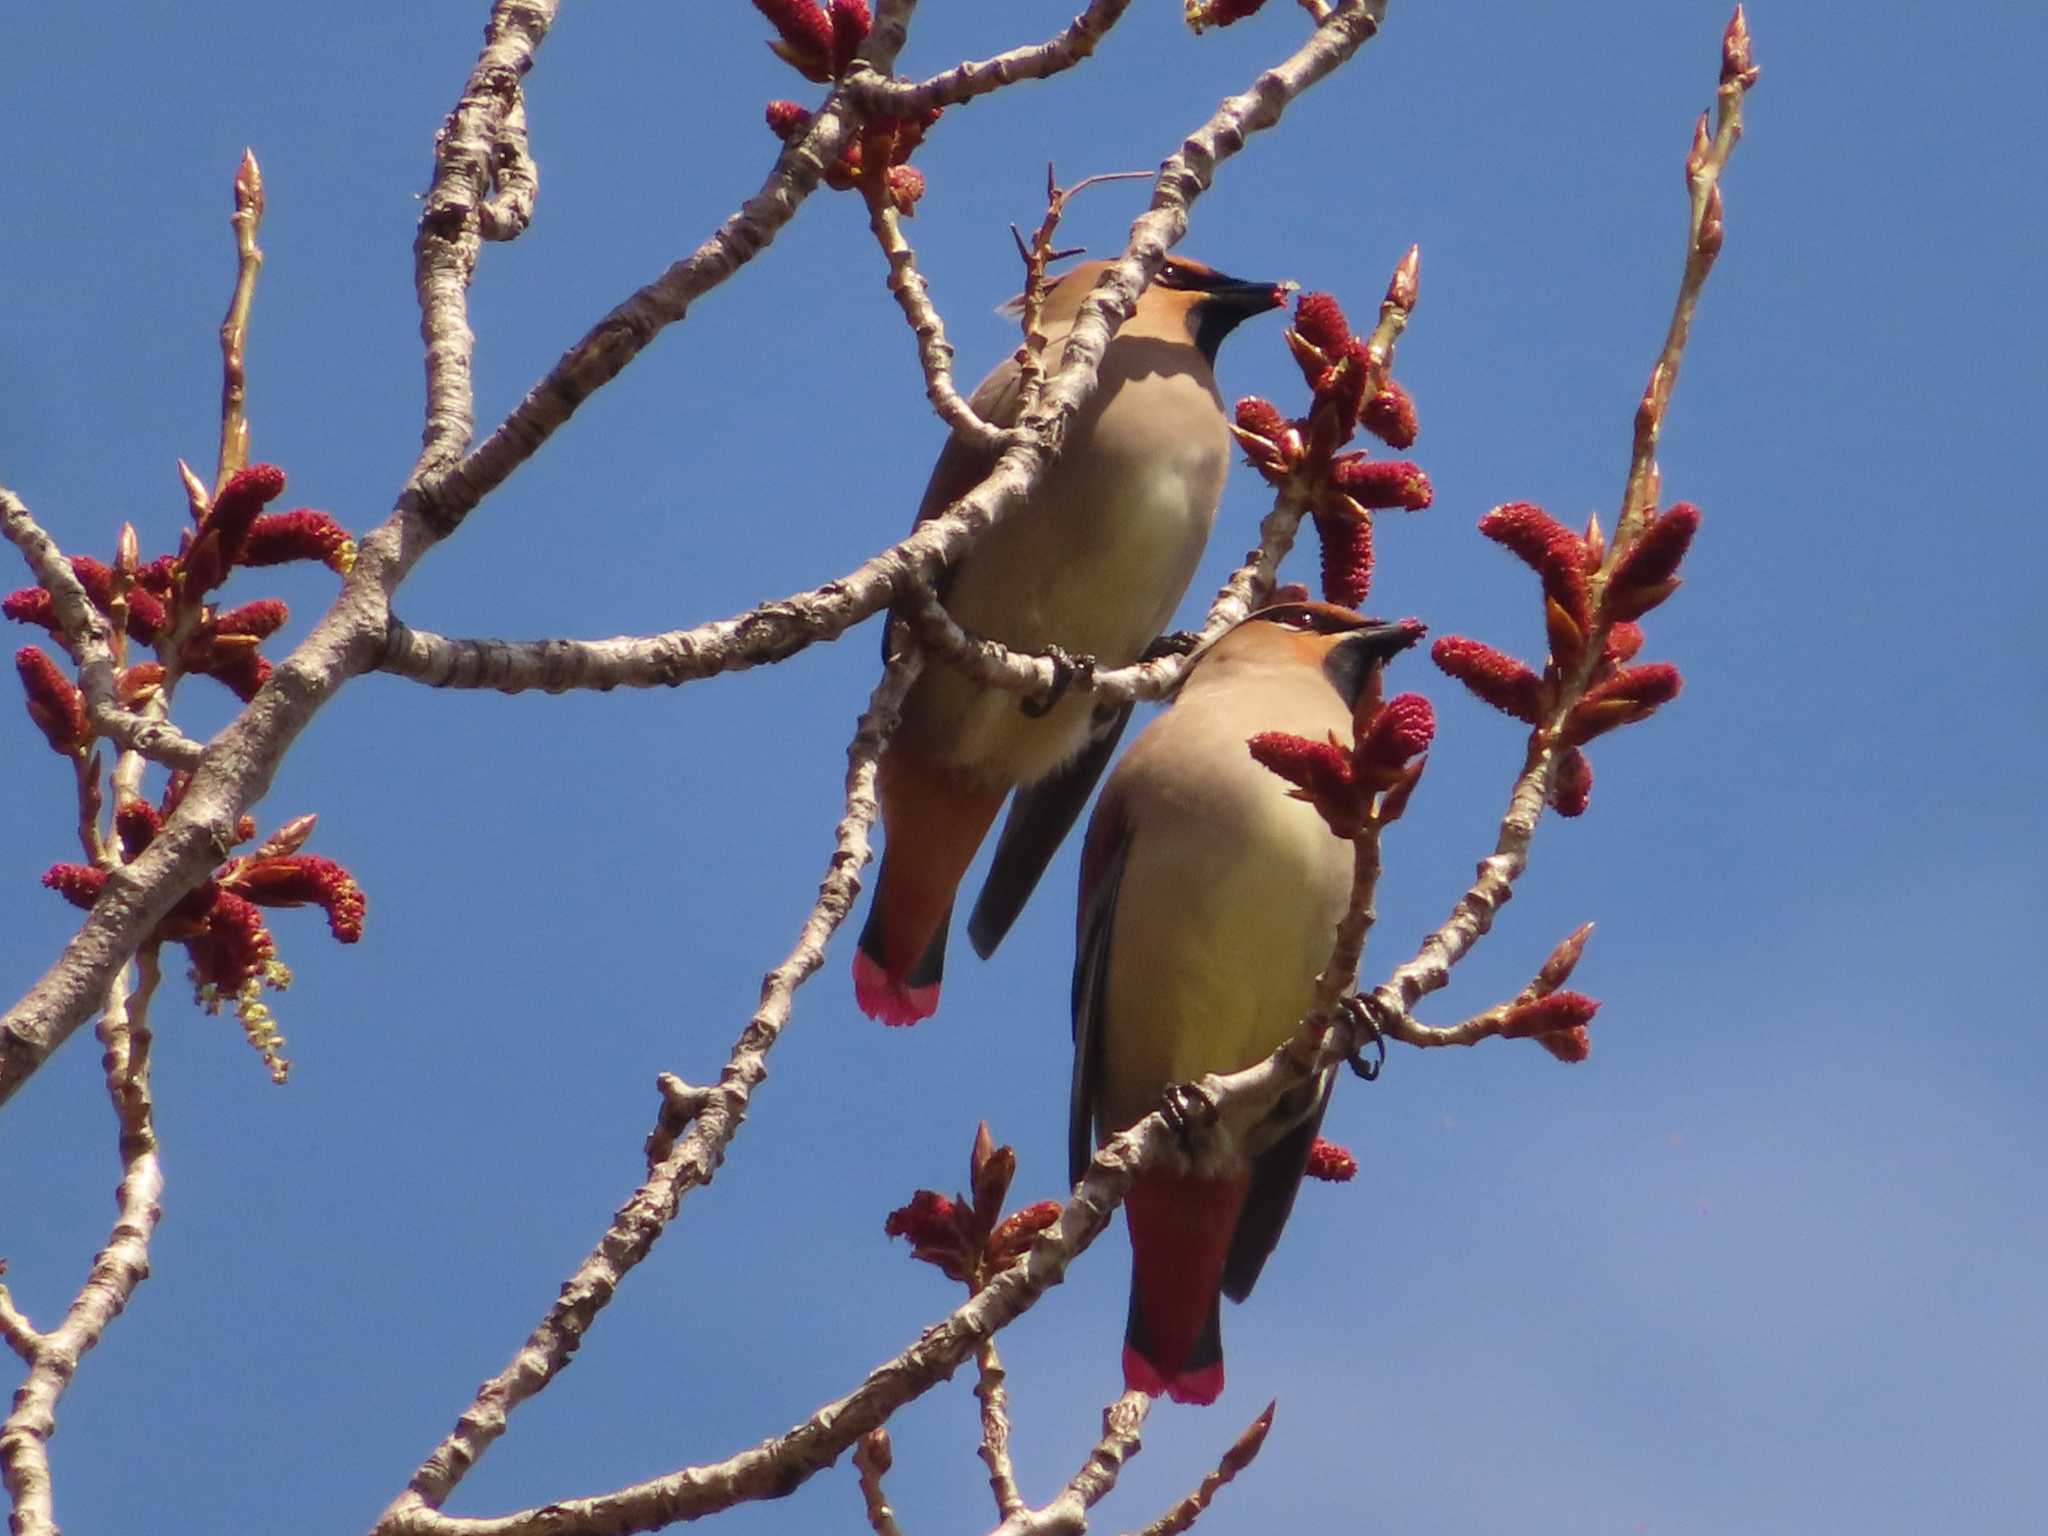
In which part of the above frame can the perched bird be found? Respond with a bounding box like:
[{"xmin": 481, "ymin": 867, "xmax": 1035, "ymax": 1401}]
[
  {"xmin": 1070, "ymin": 602, "xmax": 1420, "ymax": 1404},
  {"xmin": 854, "ymin": 257, "xmax": 1289, "ymax": 1026}
]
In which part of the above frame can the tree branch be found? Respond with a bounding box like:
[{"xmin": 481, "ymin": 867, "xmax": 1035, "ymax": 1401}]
[
  {"xmin": 1370, "ymin": 18, "xmax": 1752, "ymax": 1028},
  {"xmin": 378, "ymin": 0, "xmax": 1391, "ymax": 696},
  {"xmin": 0, "ymin": 972, "xmax": 161, "ymax": 1536},
  {"xmin": 974, "ymin": 1340, "xmax": 1027, "ymax": 1522},
  {"xmin": 0, "ymin": 488, "xmax": 206, "ymax": 771},
  {"xmin": 846, "ymin": 0, "xmax": 1133, "ymax": 117},
  {"xmin": 1125, "ymin": 1400, "xmax": 1273, "ymax": 1536},
  {"xmin": 854, "ymin": 1430, "xmax": 905, "ymax": 1536},
  {"xmin": 373, "ymin": 647, "xmax": 923, "ymax": 1529},
  {"xmin": 415, "ymin": 0, "xmax": 560, "ymax": 481},
  {"xmin": 988, "ymin": 1392, "xmax": 1150, "ymax": 1536}
]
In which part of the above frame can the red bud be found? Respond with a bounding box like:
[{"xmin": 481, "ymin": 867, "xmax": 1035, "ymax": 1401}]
[
  {"xmin": 1561, "ymin": 663, "xmax": 1683, "ymax": 746},
  {"xmin": 1291, "ymin": 291, "xmax": 1352, "ymax": 359},
  {"xmin": 42, "ymin": 863, "xmax": 109, "ymax": 910},
  {"xmin": 829, "ymin": 0, "xmax": 871, "ymax": 74},
  {"xmin": 1501, "ymin": 989, "xmax": 1600, "ymax": 1039},
  {"xmin": 16, "ymin": 646, "xmax": 87, "ymax": 754},
  {"xmin": 1312, "ymin": 508, "xmax": 1374, "ymax": 610},
  {"xmin": 1431, "ymin": 635, "xmax": 1544, "ymax": 723},
  {"xmin": 1551, "ymin": 746, "xmax": 1593, "ymax": 817},
  {"xmin": 1361, "ymin": 378, "xmax": 1418, "ymax": 449},
  {"xmin": 1305, "ymin": 1138, "xmax": 1358, "ymax": 1182},
  {"xmin": 1330, "ymin": 457, "xmax": 1432, "ymax": 512}
]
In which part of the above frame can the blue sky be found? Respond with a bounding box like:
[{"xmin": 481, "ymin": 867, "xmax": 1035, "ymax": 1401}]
[{"xmin": 3, "ymin": 2, "xmax": 2044, "ymax": 1532}]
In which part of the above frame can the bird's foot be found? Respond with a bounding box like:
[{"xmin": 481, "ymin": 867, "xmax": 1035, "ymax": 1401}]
[
  {"xmin": 1019, "ymin": 645, "xmax": 1095, "ymax": 718},
  {"xmin": 1140, "ymin": 630, "xmax": 1200, "ymax": 662},
  {"xmin": 1158, "ymin": 1081, "xmax": 1219, "ymax": 1152},
  {"xmin": 1341, "ymin": 993, "xmax": 1392, "ymax": 1082}
]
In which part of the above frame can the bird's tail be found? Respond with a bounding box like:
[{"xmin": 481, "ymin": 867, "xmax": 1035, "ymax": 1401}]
[
  {"xmin": 1121, "ymin": 1168, "xmax": 1250, "ymax": 1406},
  {"xmin": 853, "ymin": 743, "xmax": 1004, "ymax": 1025}
]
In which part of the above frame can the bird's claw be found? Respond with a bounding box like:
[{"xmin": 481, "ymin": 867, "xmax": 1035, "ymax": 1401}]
[
  {"xmin": 1159, "ymin": 1081, "xmax": 1219, "ymax": 1150},
  {"xmin": 1140, "ymin": 630, "xmax": 1200, "ymax": 662},
  {"xmin": 1342, "ymin": 993, "xmax": 1391, "ymax": 1082},
  {"xmin": 1020, "ymin": 645, "xmax": 1094, "ymax": 717}
]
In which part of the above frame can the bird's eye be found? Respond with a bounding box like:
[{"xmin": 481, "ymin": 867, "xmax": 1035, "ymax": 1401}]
[{"xmin": 1158, "ymin": 261, "xmax": 1185, "ymax": 287}]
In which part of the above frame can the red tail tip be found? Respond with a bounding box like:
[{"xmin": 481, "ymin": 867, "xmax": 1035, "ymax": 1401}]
[
  {"xmin": 1122, "ymin": 1345, "xmax": 1224, "ymax": 1406},
  {"xmin": 853, "ymin": 950, "xmax": 940, "ymax": 1025}
]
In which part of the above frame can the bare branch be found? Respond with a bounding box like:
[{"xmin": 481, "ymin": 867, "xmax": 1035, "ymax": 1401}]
[
  {"xmin": 863, "ymin": 175, "xmax": 1007, "ymax": 454},
  {"xmin": 388, "ymin": 0, "xmax": 1389, "ymax": 668},
  {"xmin": 215, "ymin": 148, "xmax": 265, "ymax": 493},
  {"xmin": 415, "ymin": 0, "xmax": 561, "ymax": 480},
  {"xmin": 373, "ymin": 647, "xmax": 922, "ymax": 1528},
  {"xmin": 974, "ymin": 1340, "xmax": 1027, "ymax": 1522},
  {"xmin": 0, "ymin": 1290, "xmax": 38, "ymax": 1367},
  {"xmin": 640, "ymin": 1072, "xmax": 714, "ymax": 1174},
  {"xmin": 1125, "ymin": 1400, "xmax": 1274, "ymax": 1536},
  {"xmin": 411, "ymin": 0, "xmax": 923, "ymax": 534},
  {"xmin": 847, "ymin": 0, "xmax": 1133, "ymax": 117},
  {"xmin": 0, "ymin": 972, "xmax": 161, "ymax": 1536},
  {"xmin": 854, "ymin": 1430, "xmax": 905, "ymax": 1536},
  {"xmin": 477, "ymin": 93, "xmax": 539, "ymax": 242},
  {"xmin": 989, "ymin": 1392, "xmax": 1151, "ymax": 1536}
]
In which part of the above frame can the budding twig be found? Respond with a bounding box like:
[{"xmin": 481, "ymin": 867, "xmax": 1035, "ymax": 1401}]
[
  {"xmin": 854, "ymin": 1430, "xmax": 905, "ymax": 1536},
  {"xmin": 1011, "ymin": 166, "xmax": 1153, "ymax": 420},
  {"xmin": 0, "ymin": 487, "xmax": 204, "ymax": 771},
  {"xmin": 215, "ymin": 149, "xmax": 265, "ymax": 495},
  {"xmin": 1614, "ymin": 5, "xmax": 1756, "ymax": 547},
  {"xmin": 1371, "ymin": 14, "xmax": 1752, "ymax": 1032},
  {"xmin": 0, "ymin": 968, "xmax": 161, "ymax": 1536},
  {"xmin": 975, "ymin": 1340, "xmax": 1028, "ymax": 1521},
  {"xmin": 845, "ymin": 0, "xmax": 1133, "ymax": 118},
  {"xmin": 863, "ymin": 167, "xmax": 1007, "ymax": 453},
  {"xmin": 1128, "ymin": 1399, "xmax": 1276, "ymax": 1536}
]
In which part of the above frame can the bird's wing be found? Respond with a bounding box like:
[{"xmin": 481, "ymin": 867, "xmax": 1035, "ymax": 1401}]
[
  {"xmin": 879, "ymin": 357, "xmax": 1027, "ymax": 662},
  {"xmin": 967, "ymin": 699, "xmax": 1134, "ymax": 960},
  {"xmin": 1069, "ymin": 787, "xmax": 1131, "ymax": 1188}
]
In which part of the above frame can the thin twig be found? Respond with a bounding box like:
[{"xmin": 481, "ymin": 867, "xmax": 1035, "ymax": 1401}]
[
  {"xmin": 0, "ymin": 1290, "xmax": 38, "ymax": 1367},
  {"xmin": 73, "ymin": 750, "xmax": 106, "ymax": 865},
  {"xmin": 0, "ymin": 968, "xmax": 161, "ymax": 1536},
  {"xmin": 477, "ymin": 93, "xmax": 539, "ymax": 242},
  {"xmin": 846, "ymin": 0, "xmax": 1133, "ymax": 118},
  {"xmin": 863, "ymin": 173, "xmax": 1006, "ymax": 453},
  {"xmin": 974, "ymin": 1340, "xmax": 1027, "ymax": 1522},
  {"xmin": 854, "ymin": 1430, "xmax": 905, "ymax": 1536},
  {"xmin": 373, "ymin": 647, "xmax": 923, "ymax": 1529},
  {"xmin": 414, "ymin": 0, "xmax": 560, "ymax": 481},
  {"xmin": 410, "ymin": 0, "xmax": 918, "ymax": 532},
  {"xmin": 989, "ymin": 1392, "xmax": 1151, "ymax": 1536},
  {"xmin": 1312, "ymin": 826, "xmax": 1384, "ymax": 1013},
  {"xmin": 1370, "ymin": 20, "xmax": 1752, "ymax": 1029},
  {"xmin": 373, "ymin": 940, "xmax": 1389, "ymax": 1536},
  {"xmin": 215, "ymin": 148, "xmax": 265, "ymax": 494},
  {"xmin": 1125, "ymin": 1400, "xmax": 1274, "ymax": 1536},
  {"xmin": 1011, "ymin": 168, "xmax": 1153, "ymax": 421},
  {"xmin": 394, "ymin": 0, "xmax": 1387, "ymax": 633},
  {"xmin": 1614, "ymin": 7, "xmax": 1754, "ymax": 547}
]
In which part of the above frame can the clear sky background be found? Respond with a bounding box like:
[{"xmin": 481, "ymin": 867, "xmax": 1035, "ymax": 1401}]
[{"xmin": 3, "ymin": 2, "xmax": 2044, "ymax": 1532}]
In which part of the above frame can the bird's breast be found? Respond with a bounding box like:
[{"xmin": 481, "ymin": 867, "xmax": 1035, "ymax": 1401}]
[{"xmin": 909, "ymin": 365, "xmax": 1229, "ymax": 785}]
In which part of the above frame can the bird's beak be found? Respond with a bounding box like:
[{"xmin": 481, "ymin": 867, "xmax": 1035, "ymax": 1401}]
[{"xmin": 1203, "ymin": 273, "xmax": 1294, "ymax": 320}]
